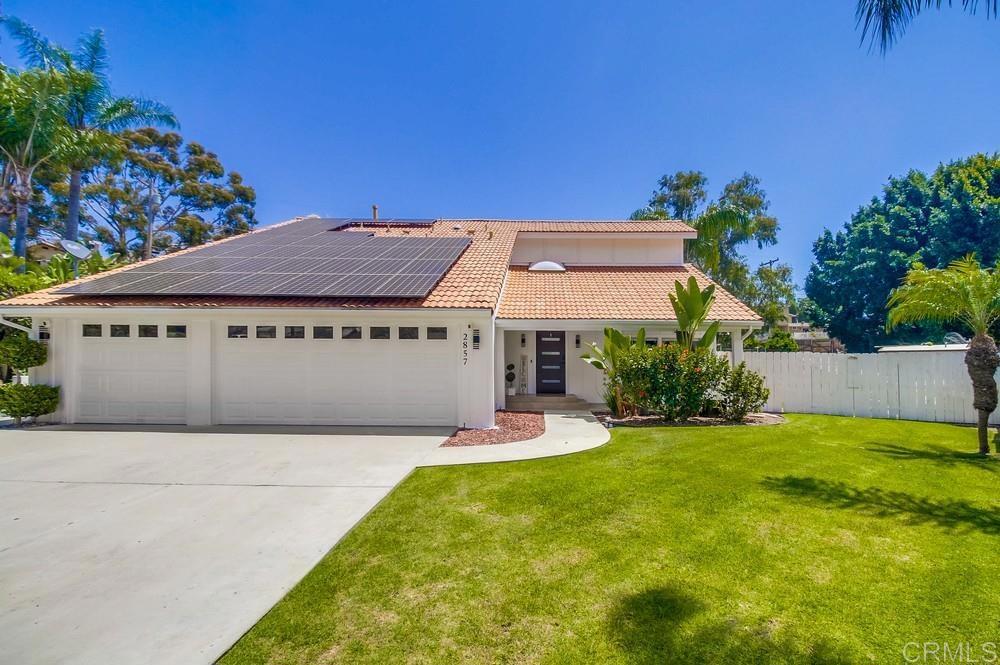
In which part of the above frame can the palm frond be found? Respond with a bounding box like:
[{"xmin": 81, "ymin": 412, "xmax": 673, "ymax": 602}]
[
  {"xmin": 886, "ymin": 255, "xmax": 1000, "ymax": 335},
  {"xmin": 96, "ymin": 96, "xmax": 178, "ymax": 132},
  {"xmin": 687, "ymin": 205, "xmax": 751, "ymax": 276},
  {"xmin": 0, "ymin": 15, "xmax": 67, "ymax": 69},
  {"xmin": 73, "ymin": 29, "xmax": 110, "ymax": 79},
  {"xmin": 857, "ymin": 0, "xmax": 998, "ymax": 54}
]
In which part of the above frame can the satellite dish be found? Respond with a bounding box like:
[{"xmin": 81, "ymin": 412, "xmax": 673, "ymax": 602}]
[{"xmin": 60, "ymin": 238, "xmax": 92, "ymax": 260}]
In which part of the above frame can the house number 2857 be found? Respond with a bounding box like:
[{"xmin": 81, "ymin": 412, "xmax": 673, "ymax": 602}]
[{"xmin": 462, "ymin": 332, "xmax": 469, "ymax": 366}]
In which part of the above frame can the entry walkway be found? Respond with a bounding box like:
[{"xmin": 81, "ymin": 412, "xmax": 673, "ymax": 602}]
[{"xmin": 421, "ymin": 410, "xmax": 610, "ymax": 466}]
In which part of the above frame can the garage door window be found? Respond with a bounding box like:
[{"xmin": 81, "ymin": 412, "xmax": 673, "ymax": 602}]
[
  {"xmin": 427, "ymin": 327, "xmax": 448, "ymax": 340},
  {"xmin": 313, "ymin": 326, "xmax": 334, "ymax": 339},
  {"xmin": 110, "ymin": 324, "xmax": 130, "ymax": 338},
  {"xmin": 82, "ymin": 324, "xmax": 102, "ymax": 337},
  {"xmin": 228, "ymin": 325, "xmax": 248, "ymax": 339},
  {"xmin": 285, "ymin": 325, "xmax": 305, "ymax": 339},
  {"xmin": 342, "ymin": 326, "xmax": 362, "ymax": 339},
  {"xmin": 166, "ymin": 325, "xmax": 187, "ymax": 339},
  {"xmin": 370, "ymin": 326, "xmax": 390, "ymax": 340},
  {"xmin": 138, "ymin": 325, "xmax": 158, "ymax": 338},
  {"xmin": 399, "ymin": 326, "xmax": 419, "ymax": 340},
  {"xmin": 256, "ymin": 325, "xmax": 276, "ymax": 339}
]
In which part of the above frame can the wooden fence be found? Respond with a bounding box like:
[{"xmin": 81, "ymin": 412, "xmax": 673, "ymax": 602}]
[{"xmin": 741, "ymin": 351, "xmax": 996, "ymax": 425}]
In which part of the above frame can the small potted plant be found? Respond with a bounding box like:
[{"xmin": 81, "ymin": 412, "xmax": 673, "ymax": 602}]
[{"xmin": 505, "ymin": 363, "xmax": 516, "ymax": 396}]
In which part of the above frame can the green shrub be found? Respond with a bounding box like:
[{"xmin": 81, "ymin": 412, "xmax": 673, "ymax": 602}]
[
  {"xmin": 0, "ymin": 383, "xmax": 60, "ymax": 425},
  {"xmin": 614, "ymin": 347, "xmax": 655, "ymax": 414},
  {"xmin": 718, "ymin": 362, "xmax": 769, "ymax": 422},
  {"xmin": 0, "ymin": 266, "xmax": 51, "ymax": 300},
  {"xmin": 0, "ymin": 332, "xmax": 47, "ymax": 374},
  {"xmin": 745, "ymin": 329, "xmax": 798, "ymax": 352},
  {"xmin": 617, "ymin": 344, "xmax": 729, "ymax": 421}
]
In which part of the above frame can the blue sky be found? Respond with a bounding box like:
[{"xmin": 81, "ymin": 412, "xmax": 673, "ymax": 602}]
[{"xmin": 3, "ymin": 1, "xmax": 999, "ymax": 286}]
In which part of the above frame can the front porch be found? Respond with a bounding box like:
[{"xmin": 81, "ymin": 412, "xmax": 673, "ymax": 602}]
[
  {"xmin": 505, "ymin": 393, "xmax": 594, "ymax": 411},
  {"xmin": 492, "ymin": 322, "xmax": 753, "ymax": 411}
]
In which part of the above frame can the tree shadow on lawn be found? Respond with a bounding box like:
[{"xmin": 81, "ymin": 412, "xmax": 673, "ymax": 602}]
[
  {"xmin": 863, "ymin": 442, "xmax": 999, "ymax": 473},
  {"xmin": 607, "ymin": 586, "xmax": 853, "ymax": 664},
  {"xmin": 762, "ymin": 476, "xmax": 1000, "ymax": 535}
]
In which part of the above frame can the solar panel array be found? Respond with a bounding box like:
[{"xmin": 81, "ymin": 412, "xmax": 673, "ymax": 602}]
[{"xmin": 57, "ymin": 217, "xmax": 470, "ymax": 298}]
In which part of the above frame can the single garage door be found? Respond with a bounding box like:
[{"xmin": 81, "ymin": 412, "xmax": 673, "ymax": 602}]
[
  {"xmin": 214, "ymin": 322, "xmax": 459, "ymax": 426},
  {"xmin": 76, "ymin": 322, "xmax": 189, "ymax": 424}
]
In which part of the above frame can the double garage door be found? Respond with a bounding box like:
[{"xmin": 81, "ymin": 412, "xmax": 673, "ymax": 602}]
[{"xmin": 75, "ymin": 320, "xmax": 460, "ymax": 426}]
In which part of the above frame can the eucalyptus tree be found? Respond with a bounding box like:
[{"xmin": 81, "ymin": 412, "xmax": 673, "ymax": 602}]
[
  {"xmin": 857, "ymin": 0, "xmax": 997, "ymax": 53},
  {"xmin": 106, "ymin": 128, "xmax": 255, "ymax": 259},
  {"xmin": 0, "ymin": 17, "xmax": 177, "ymax": 241},
  {"xmin": 887, "ymin": 256, "xmax": 1000, "ymax": 454}
]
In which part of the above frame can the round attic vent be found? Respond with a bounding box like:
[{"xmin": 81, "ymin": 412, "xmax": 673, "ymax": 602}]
[{"xmin": 528, "ymin": 260, "xmax": 566, "ymax": 272}]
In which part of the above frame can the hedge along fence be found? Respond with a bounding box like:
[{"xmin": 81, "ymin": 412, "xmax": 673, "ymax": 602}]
[{"xmin": 742, "ymin": 350, "xmax": 996, "ymax": 425}]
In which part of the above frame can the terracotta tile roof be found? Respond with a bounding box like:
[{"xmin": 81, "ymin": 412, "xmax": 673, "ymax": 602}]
[
  {"xmin": 496, "ymin": 265, "xmax": 762, "ymax": 322},
  {"xmin": 0, "ymin": 218, "xmax": 709, "ymax": 313}
]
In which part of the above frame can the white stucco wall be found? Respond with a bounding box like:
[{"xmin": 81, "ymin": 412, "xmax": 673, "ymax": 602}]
[
  {"xmin": 509, "ymin": 235, "xmax": 685, "ymax": 266},
  {"xmin": 566, "ymin": 330, "xmax": 604, "ymax": 404},
  {"xmin": 504, "ymin": 330, "xmax": 536, "ymax": 395}
]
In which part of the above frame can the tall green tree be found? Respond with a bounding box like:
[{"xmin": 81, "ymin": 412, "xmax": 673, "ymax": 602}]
[
  {"xmin": 857, "ymin": 0, "xmax": 997, "ymax": 53},
  {"xmin": 632, "ymin": 170, "xmax": 783, "ymax": 313},
  {"xmin": 804, "ymin": 153, "xmax": 1000, "ymax": 351},
  {"xmin": 86, "ymin": 128, "xmax": 255, "ymax": 258},
  {"xmin": 1, "ymin": 17, "xmax": 177, "ymax": 242},
  {"xmin": 0, "ymin": 67, "xmax": 110, "ymax": 260},
  {"xmin": 743, "ymin": 262, "xmax": 797, "ymax": 330},
  {"xmin": 887, "ymin": 256, "xmax": 1000, "ymax": 455}
]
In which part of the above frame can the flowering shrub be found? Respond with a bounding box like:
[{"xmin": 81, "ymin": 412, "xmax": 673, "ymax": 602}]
[
  {"xmin": 718, "ymin": 362, "xmax": 769, "ymax": 422},
  {"xmin": 616, "ymin": 344, "xmax": 729, "ymax": 421}
]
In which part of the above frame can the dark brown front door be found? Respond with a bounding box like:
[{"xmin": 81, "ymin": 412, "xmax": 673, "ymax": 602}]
[{"xmin": 536, "ymin": 331, "xmax": 566, "ymax": 394}]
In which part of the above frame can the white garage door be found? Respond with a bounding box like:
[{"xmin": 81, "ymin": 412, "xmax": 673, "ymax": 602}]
[
  {"xmin": 214, "ymin": 322, "xmax": 459, "ymax": 426},
  {"xmin": 76, "ymin": 323, "xmax": 189, "ymax": 424}
]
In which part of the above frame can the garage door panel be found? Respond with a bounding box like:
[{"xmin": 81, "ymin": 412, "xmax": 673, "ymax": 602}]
[
  {"xmin": 215, "ymin": 330, "xmax": 459, "ymax": 426},
  {"xmin": 76, "ymin": 336, "xmax": 189, "ymax": 425}
]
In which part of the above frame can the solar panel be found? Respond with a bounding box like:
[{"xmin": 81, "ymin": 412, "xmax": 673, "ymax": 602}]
[{"xmin": 56, "ymin": 217, "xmax": 469, "ymax": 299}]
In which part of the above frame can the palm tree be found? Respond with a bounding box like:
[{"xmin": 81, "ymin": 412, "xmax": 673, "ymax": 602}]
[
  {"xmin": 1, "ymin": 18, "xmax": 177, "ymax": 241},
  {"xmin": 857, "ymin": 0, "xmax": 998, "ymax": 54},
  {"xmin": 631, "ymin": 204, "xmax": 753, "ymax": 284},
  {"xmin": 0, "ymin": 67, "xmax": 77, "ymax": 259},
  {"xmin": 886, "ymin": 256, "xmax": 1000, "ymax": 454}
]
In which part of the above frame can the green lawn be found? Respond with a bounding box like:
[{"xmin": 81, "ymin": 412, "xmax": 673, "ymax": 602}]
[{"xmin": 220, "ymin": 415, "xmax": 1000, "ymax": 664}]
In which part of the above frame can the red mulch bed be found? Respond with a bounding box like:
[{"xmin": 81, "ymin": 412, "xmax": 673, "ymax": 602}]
[{"xmin": 442, "ymin": 410, "xmax": 545, "ymax": 447}]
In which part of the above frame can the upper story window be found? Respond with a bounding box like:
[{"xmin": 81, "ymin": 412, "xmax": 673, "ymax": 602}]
[{"xmin": 527, "ymin": 260, "xmax": 566, "ymax": 272}]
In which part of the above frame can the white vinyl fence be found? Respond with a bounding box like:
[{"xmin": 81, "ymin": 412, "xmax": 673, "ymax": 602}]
[{"xmin": 742, "ymin": 351, "xmax": 998, "ymax": 425}]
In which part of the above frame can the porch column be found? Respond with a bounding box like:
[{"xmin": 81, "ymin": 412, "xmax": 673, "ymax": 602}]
[
  {"xmin": 732, "ymin": 328, "xmax": 744, "ymax": 365},
  {"xmin": 494, "ymin": 326, "xmax": 505, "ymax": 410}
]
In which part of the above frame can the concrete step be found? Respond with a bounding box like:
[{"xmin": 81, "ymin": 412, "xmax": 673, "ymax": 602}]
[{"xmin": 505, "ymin": 394, "xmax": 592, "ymax": 412}]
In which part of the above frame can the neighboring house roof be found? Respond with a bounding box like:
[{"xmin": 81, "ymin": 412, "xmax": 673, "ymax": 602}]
[
  {"xmin": 26, "ymin": 240, "xmax": 63, "ymax": 262},
  {"xmin": 0, "ymin": 217, "xmax": 761, "ymax": 323},
  {"xmin": 497, "ymin": 265, "xmax": 761, "ymax": 322}
]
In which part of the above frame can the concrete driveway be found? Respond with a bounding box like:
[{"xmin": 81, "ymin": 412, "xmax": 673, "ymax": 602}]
[{"xmin": 0, "ymin": 425, "xmax": 450, "ymax": 665}]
